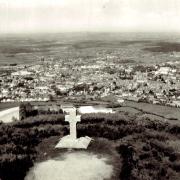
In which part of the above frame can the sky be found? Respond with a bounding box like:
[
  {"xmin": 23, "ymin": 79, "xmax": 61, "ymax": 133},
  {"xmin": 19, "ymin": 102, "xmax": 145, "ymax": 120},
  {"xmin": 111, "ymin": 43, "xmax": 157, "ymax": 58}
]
[{"xmin": 0, "ymin": 0, "xmax": 180, "ymax": 33}]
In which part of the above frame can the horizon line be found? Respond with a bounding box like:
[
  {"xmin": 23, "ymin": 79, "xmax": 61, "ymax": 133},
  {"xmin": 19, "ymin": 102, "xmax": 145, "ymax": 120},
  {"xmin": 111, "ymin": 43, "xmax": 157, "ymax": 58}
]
[{"xmin": 0, "ymin": 31, "xmax": 180, "ymax": 36}]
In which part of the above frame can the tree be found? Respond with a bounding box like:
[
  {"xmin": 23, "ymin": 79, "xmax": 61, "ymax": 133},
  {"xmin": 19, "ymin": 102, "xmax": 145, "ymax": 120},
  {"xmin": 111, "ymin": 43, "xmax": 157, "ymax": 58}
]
[
  {"xmin": 19, "ymin": 103, "xmax": 26, "ymax": 120},
  {"xmin": 48, "ymin": 95, "xmax": 54, "ymax": 101}
]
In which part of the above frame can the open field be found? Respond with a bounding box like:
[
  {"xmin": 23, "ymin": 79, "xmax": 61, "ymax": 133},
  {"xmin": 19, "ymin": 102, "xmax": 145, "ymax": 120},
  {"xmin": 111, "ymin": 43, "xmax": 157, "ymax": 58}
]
[
  {"xmin": 1, "ymin": 33, "xmax": 180, "ymax": 65},
  {"xmin": 0, "ymin": 102, "xmax": 20, "ymax": 111},
  {"xmin": 144, "ymin": 42, "xmax": 180, "ymax": 52},
  {"xmin": 124, "ymin": 101, "xmax": 180, "ymax": 120},
  {"xmin": 0, "ymin": 107, "xmax": 19, "ymax": 123}
]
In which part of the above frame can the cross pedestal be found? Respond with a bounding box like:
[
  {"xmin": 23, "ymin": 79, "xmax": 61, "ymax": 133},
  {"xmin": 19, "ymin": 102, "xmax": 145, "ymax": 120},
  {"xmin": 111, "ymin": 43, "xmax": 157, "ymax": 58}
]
[{"xmin": 55, "ymin": 108, "xmax": 92, "ymax": 149}]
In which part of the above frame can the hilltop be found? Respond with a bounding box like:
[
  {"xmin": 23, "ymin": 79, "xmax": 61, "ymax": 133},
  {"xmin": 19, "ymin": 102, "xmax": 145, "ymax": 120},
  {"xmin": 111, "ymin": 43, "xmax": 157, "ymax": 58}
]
[{"xmin": 0, "ymin": 110, "xmax": 180, "ymax": 180}]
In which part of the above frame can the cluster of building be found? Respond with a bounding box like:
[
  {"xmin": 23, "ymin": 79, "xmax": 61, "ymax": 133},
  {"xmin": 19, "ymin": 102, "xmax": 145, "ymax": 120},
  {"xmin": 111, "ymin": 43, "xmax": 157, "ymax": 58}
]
[{"xmin": 0, "ymin": 57, "xmax": 180, "ymax": 107}]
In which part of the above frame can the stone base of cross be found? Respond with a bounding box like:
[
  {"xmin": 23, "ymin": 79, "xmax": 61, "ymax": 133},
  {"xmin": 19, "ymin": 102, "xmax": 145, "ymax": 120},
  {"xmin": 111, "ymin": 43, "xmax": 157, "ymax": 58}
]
[{"xmin": 55, "ymin": 108, "xmax": 92, "ymax": 149}]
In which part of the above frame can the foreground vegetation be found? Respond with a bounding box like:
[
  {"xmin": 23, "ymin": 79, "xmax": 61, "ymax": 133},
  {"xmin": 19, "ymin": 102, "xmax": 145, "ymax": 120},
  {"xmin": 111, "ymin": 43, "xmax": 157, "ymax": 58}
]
[{"xmin": 0, "ymin": 112, "xmax": 180, "ymax": 180}]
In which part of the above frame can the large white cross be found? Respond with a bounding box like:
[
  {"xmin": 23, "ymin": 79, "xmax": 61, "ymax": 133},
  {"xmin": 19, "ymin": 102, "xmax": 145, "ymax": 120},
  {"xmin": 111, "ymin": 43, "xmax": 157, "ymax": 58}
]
[
  {"xmin": 65, "ymin": 110, "xmax": 81, "ymax": 140},
  {"xmin": 55, "ymin": 107, "xmax": 91, "ymax": 149}
]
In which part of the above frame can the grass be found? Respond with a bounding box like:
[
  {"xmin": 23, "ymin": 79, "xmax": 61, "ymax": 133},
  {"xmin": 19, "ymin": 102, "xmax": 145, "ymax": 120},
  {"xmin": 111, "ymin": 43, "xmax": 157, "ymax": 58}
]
[
  {"xmin": 0, "ymin": 102, "xmax": 19, "ymax": 111},
  {"xmin": 1, "ymin": 110, "xmax": 180, "ymax": 180},
  {"xmin": 121, "ymin": 100, "xmax": 180, "ymax": 122},
  {"xmin": 0, "ymin": 33, "xmax": 179, "ymax": 65},
  {"xmin": 144, "ymin": 42, "xmax": 180, "ymax": 52}
]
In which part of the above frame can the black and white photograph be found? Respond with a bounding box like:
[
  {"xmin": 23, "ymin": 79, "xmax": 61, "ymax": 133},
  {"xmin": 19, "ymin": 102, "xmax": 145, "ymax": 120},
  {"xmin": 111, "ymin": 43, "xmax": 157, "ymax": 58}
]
[{"xmin": 0, "ymin": 0, "xmax": 180, "ymax": 180}]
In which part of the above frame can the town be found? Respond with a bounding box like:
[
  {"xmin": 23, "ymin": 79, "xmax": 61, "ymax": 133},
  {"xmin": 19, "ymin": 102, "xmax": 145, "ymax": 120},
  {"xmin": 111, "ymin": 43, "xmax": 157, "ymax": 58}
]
[{"xmin": 0, "ymin": 56, "xmax": 180, "ymax": 107}]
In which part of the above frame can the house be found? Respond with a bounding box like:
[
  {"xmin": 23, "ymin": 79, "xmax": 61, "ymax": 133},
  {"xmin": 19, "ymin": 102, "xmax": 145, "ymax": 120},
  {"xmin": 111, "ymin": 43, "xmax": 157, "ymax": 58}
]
[
  {"xmin": 155, "ymin": 67, "xmax": 171, "ymax": 75},
  {"xmin": 11, "ymin": 70, "xmax": 32, "ymax": 77},
  {"xmin": 171, "ymin": 100, "xmax": 180, "ymax": 107}
]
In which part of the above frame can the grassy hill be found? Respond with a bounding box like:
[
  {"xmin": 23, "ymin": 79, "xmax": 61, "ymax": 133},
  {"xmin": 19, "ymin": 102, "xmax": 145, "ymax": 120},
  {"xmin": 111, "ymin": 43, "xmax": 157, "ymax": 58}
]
[{"xmin": 0, "ymin": 111, "xmax": 180, "ymax": 180}]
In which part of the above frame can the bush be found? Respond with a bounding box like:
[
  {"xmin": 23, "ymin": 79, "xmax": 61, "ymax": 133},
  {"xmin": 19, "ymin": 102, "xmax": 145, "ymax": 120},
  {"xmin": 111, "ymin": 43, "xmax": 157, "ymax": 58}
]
[{"xmin": 1, "ymin": 111, "xmax": 180, "ymax": 180}]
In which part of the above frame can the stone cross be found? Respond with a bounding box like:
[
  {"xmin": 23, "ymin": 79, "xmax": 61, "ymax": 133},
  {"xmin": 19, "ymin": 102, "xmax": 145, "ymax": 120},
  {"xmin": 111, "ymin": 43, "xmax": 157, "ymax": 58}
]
[
  {"xmin": 55, "ymin": 107, "xmax": 91, "ymax": 149},
  {"xmin": 65, "ymin": 109, "xmax": 81, "ymax": 140}
]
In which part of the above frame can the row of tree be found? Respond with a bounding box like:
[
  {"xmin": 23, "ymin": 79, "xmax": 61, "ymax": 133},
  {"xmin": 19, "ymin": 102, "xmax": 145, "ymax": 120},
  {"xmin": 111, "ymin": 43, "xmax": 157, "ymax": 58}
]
[{"xmin": 19, "ymin": 103, "xmax": 63, "ymax": 120}]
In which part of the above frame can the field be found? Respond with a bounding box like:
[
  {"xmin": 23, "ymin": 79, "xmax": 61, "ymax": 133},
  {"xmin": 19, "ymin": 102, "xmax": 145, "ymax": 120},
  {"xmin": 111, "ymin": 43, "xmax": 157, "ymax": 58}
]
[
  {"xmin": 118, "ymin": 101, "xmax": 180, "ymax": 123},
  {"xmin": 0, "ymin": 107, "xmax": 19, "ymax": 123},
  {"xmin": 0, "ymin": 33, "xmax": 180, "ymax": 65},
  {"xmin": 125, "ymin": 101, "xmax": 180, "ymax": 119},
  {"xmin": 0, "ymin": 102, "xmax": 20, "ymax": 111}
]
